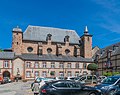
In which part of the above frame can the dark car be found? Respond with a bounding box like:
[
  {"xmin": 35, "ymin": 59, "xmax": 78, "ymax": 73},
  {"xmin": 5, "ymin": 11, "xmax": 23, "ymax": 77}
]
[
  {"xmin": 115, "ymin": 90, "xmax": 120, "ymax": 95},
  {"xmin": 95, "ymin": 75, "xmax": 120, "ymax": 95},
  {"xmin": 39, "ymin": 80, "xmax": 102, "ymax": 95},
  {"xmin": 2, "ymin": 77, "xmax": 11, "ymax": 84}
]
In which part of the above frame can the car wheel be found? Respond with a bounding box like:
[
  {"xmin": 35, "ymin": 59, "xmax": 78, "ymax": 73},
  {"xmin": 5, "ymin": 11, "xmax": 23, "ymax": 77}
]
[
  {"xmin": 89, "ymin": 92, "xmax": 97, "ymax": 95},
  {"xmin": 109, "ymin": 90, "xmax": 115, "ymax": 95}
]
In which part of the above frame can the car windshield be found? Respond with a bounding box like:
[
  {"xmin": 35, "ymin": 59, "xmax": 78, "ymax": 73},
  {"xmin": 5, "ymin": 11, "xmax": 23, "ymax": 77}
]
[{"xmin": 102, "ymin": 77, "xmax": 119, "ymax": 84}]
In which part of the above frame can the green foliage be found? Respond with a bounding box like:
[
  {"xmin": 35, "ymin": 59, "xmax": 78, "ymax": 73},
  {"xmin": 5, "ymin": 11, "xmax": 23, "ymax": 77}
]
[
  {"xmin": 0, "ymin": 48, "xmax": 3, "ymax": 52},
  {"xmin": 87, "ymin": 63, "xmax": 98, "ymax": 71},
  {"xmin": 103, "ymin": 71, "xmax": 120, "ymax": 77},
  {"xmin": 50, "ymin": 71, "xmax": 55, "ymax": 76}
]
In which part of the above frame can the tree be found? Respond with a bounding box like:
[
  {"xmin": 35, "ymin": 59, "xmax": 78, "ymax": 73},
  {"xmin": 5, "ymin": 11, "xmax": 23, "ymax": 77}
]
[
  {"xmin": 50, "ymin": 71, "xmax": 55, "ymax": 76},
  {"xmin": 0, "ymin": 48, "xmax": 3, "ymax": 52},
  {"xmin": 87, "ymin": 63, "xmax": 98, "ymax": 84}
]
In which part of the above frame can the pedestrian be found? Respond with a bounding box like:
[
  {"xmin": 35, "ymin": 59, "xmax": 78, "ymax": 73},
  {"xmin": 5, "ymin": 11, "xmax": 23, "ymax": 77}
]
[{"xmin": 32, "ymin": 80, "xmax": 40, "ymax": 95}]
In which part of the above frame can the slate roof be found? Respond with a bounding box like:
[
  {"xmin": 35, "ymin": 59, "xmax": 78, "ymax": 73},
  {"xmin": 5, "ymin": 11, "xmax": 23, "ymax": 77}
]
[
  {"xmin": 18, "ymin": 54, "xmax": 93, "ymax": 62},
  {"xmin": 0, "ymin": 52, "xmax": 93, "ymax": 62},
  {"xmin": 93, "ymin": 42, "xmax": 120, "ymax": 59},
  {"xmin": 0, "ymin": 52, "xmax": 15, "ymax": 59},
  {"xmin": 23, "ymin": 25, "xmax": 80, "ymax": 44}
]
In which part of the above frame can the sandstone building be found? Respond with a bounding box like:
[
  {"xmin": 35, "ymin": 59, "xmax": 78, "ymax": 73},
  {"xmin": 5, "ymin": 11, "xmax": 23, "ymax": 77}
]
[
  {"xmin": 93, "ymin": 42, "xmax": 120, "ymax": 75},
  {"xmin": 0, "ymin": 25, "xmax": 93, "ymax": 80}
]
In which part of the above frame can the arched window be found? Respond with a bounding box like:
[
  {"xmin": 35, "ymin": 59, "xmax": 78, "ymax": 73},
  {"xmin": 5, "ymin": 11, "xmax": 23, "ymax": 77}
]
[
  {"xmin": 65, "ymin": 49, "xmax": 70, "ymax": 55},
  {"xmin": 47, "ymin": 48, "xmax": 52, "ymax": 54},
  {"xmin": 27, "ymin": 47, "xmax": 33, "ymax": 52}
]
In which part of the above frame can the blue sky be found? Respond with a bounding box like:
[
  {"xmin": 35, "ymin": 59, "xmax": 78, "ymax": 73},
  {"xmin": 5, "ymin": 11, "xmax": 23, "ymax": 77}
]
[{"xmin": 0, "ymin": 0, "xmax": 120, "ymax": 49}]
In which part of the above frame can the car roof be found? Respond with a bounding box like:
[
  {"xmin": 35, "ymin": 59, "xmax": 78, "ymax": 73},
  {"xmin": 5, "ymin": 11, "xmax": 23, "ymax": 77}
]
[
  {"xmin": 45, "ymin": 80, "xmax": 77, "ymax": 84},
  {"xmin": 108, "ymin": 75, "xmax": 120, "ymax": 78}
]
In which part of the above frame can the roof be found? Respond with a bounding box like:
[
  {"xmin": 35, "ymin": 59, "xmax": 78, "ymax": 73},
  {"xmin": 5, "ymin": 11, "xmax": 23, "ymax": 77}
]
[
  {"xmin": 23, "ymin": 25, "xmax": 80, "ymax": 44},
  {"xmin": 93, "ymin": 42, "xmax": 120, "ymax": 59},
  {"xmin": 0, "ymin": 52, "xmax": 15, "ymax": 59},
  {"xmin": 18, "ymin": 54, "xmax": 93, "ymax": 62},
  {"xmin": 12, "ymin": 26, "xmax": 22, "ymax": 32},
  {"xmin": 0, "ymin": 52, "xmax": 93, "ymax": 62}
]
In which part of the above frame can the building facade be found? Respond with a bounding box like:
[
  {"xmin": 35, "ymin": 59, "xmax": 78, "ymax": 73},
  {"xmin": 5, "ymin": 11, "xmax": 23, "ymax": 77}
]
[
  {"xmin": 0, "ymin": 25, "xmax": 93, "ymax": 80},
  {"xmin": 93, "ymin": 42, "xmax": 120, "ymax": 75}
]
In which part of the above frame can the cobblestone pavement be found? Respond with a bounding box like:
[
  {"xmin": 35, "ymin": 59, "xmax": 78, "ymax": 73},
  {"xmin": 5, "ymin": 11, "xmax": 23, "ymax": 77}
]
[{"xmin": 0, "ymin": 81, "xmax": 34, "ymax": 95}]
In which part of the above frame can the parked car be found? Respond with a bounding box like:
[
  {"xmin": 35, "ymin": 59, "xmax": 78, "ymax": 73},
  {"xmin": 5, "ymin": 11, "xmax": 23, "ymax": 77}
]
[
  {"xmin": 39, "ymin": 80, "xmax": 102, "ymax": 95},
  {"xmin": 95, "ymin": 75, "xmax": 120, "ymax": 95},
  {"xmin": 0, "ymin": 77, "xmax": 3, "ymax": 84},
  {"xmin": 97, "ymin": 76, "xmax": 107, "ymax": 84},
  {"xmin": 76, "ymin": 75, "xmax": 98, "ymax": 84},
  {"xmin": 31, "ymin": 77, "xmax": 55, "ymax": 90},
  {"xmin": 2, "ymin": 77, "xmax": 11, "ymax": 84},
  {"xmin": 115, "ymin": 90, "xmax": 120, "ymax": 95}
]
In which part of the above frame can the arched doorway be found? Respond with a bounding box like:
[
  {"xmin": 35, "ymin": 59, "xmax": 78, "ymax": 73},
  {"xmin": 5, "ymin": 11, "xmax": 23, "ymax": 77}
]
[{"xmin": 3, "ymin": 71, "xmax": 10, "ymax": 78}]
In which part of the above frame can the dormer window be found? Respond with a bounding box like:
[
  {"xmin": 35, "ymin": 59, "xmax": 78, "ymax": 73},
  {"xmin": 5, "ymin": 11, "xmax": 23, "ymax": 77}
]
[
  {"xmin": 100, "ymin": 49, "xmax": 105, "ymax": 55},
  {"xmin": 107, "ymin": 50, "xmax": 112, "ymax": 59},
  {"xmin": 64, "ymin": 35, "xmax": 69, "ymax": 42},
  {"xmin": 46, "ymin": 34, "xmax": 52, "ymax": 41},
  {"xmin": 113, "ymin": 45, "xmax": 119, "ymax": 51}
]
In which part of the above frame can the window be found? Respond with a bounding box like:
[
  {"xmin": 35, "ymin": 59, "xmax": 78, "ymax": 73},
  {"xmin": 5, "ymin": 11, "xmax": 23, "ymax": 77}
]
[
  {"xmin": 42, "ymin": 62, "xmax": 47, "ymax": 68},
  {"xmin": 87, "ymin": 37, "xmax": 89, "ymax": 41},
  {"xmin": 26, "ymin": 71, "xmax": 31, "ymax": 77},
  {"xmin": 51, "ymin": 62, "xmax": 55, "ymax": 68},
  {"xmin": 67, "ymin": 63, "xmax": 71, "ymax": 68},
  {"xmin": 42, "ymin": 71, "xmax": 47, "ymax": 77},
  {"xmin": 35, "ymin": 71, "xmax": 39, "ymax": 77},
  {"xmin": 34, "ymin": 62, "xmax": 39, "ymax": 68},
  {"xmin": 67, "ymin": 71, "xmax": 71, "ymax": 77},
  {"xmin": 83, "ymin": 63, "xmax": 87, "ymax": 69},
  {"xmin": 59, "ymin": 71, "xmax": 64, "ymax": 77},
  {"xmin": 65, "ymin": 49, "xmax": 70, "ymax": 55},
  {"xmin": 47, "ymin": 48, "xmax": 52, "ymax": 54},
  {"xmin": 4, "ymin": 60, "xmax": 9, "ymax": 68},
  {"xmin": 38, "ymin": 49, "xmax": 42, "ymax": 55},
  {"xmin": 75, "ymin": 63, "xmax": 79, "ymax": 69},
  {"xmin": 64, "ymin": 35, "xmax": 69, "ymax": 42},
  {"xmin": 75, "ymin": 71, "xmax": 79, "ymax": 77},
  {"xmin": 27, "ymin": 47, "xmax": 33, "ymax": 52},
  {"xmin": 26, "ymin": 62, "xmax": 31, "ymax": 68},
  {"xmin": 46, "ymin": 33, "xmax": 52, "ymax": 41},
  {"xmin": 59, "ymin": 62, "xmax": 64, "ymax": 68},
  {"xmin": 54, "ymin": 83, "xmax": 68, "ymax": 88}
]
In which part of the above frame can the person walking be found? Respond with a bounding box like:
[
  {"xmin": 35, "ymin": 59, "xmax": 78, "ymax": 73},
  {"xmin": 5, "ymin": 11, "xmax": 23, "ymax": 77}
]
[{"xmin": 32, "ymin": 80, "xmax": 40, "ymax": 95}]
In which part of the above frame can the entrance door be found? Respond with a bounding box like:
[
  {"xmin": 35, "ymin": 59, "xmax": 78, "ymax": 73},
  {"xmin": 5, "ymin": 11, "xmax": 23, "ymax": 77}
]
[{"xmin": 3, "ymin": 71, "xmax": 10, "ymax": 78}]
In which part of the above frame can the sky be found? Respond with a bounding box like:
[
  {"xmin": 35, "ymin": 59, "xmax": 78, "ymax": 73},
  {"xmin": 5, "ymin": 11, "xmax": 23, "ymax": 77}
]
[{"xmin": 0, "ymin": 0, "xmax": 120, "ymax": 49}]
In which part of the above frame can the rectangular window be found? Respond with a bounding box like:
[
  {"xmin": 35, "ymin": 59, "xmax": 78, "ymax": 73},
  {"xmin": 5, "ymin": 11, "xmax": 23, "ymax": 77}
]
[
  {"xmin": 26, "ymin": 71, "xmax": 31, "ymax": 78},
  {"xmin": 59, "ymin": 63, "xmax": 64, "ymax": 68},
  {"xmin": 75, "ymin": 71, "xmax": 79, "ymax": 77},
  {"xmin": 83, "ymin": 63, "xmax": 87, "ymax": 69},
  {"xmin": 59, "ymin": 71, "xmax": 64, "ymax": 77},
  {"xmin": 34, "ymin": 62, "xmax": 39, "ymax": 68},
  {"xmin": 76, "ymin": 63, "xmax": 79, "ymax": 69},
  {"xmin": 67, "ymin": 63, "xmax": 71, "ymax": 68},
  {"xmin": 26, "ymin": 62, "xmax": 31, "ymax": 68},
  {"xmin": 4, "ymin": 60, "xmax": 9, "ymax": 68},
  {"xmin": 51, "ymin": 62, "xmax": 55, "ymax": 68},
  {"xmin": 35, "ymin": 71, "xmax": 39, "ymax": 77},
  {"xmin": 42, "ymin": 71, "xmax": 47, "ymax": 77},
  {"xmin": 42, "ymin": 62, "xmax": 47, "ymax": 68},
  {"xmin": 67, "ymin": 71, "xmax": 71, "ymax": 77}
]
